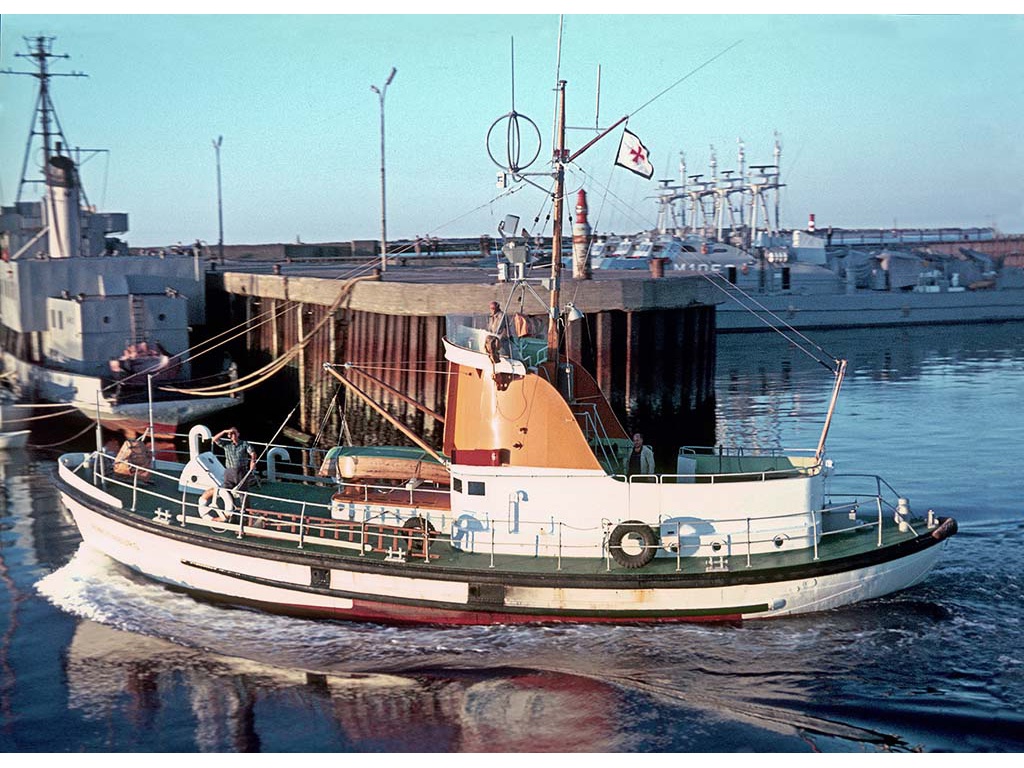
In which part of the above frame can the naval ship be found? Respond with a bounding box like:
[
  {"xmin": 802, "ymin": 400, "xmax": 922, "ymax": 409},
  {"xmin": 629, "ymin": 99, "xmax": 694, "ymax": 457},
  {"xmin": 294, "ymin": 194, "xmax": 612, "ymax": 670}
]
[
  {"xmin": 0, "ymin": 36, "xmax": 238, "ymax": 436},
  {"xmin": 588, "ymin": 139, "xmax": 1024, "ymax": 332}
]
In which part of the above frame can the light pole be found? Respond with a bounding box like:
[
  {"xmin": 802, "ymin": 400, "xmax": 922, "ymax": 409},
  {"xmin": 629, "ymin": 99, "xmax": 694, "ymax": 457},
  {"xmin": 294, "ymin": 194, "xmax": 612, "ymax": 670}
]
[
  {"xmin": 371, "ymin": 67, "xmax": 396, "ymax": 273},
  {"xmin": 212, "ymin": 135, "xmax": 224, "ymax": 265}
]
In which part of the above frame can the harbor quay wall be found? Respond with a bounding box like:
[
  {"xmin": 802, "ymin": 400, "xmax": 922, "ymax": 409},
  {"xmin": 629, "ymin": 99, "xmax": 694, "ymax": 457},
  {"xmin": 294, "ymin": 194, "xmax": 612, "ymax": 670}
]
[
  {"xmin": 920, "ymin": 235, "xmax": 1024, "ymax": 264},
  {"xmin": 208, "ymin": 270, "xmax": 721, "ymax": 463}
]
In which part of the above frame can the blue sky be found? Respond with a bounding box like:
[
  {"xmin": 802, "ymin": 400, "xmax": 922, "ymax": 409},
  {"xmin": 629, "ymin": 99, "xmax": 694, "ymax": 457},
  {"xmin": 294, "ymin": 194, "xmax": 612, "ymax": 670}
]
[{"xmin": 1, "ymin": 11, "xmax": 1021, "ymax": 247}]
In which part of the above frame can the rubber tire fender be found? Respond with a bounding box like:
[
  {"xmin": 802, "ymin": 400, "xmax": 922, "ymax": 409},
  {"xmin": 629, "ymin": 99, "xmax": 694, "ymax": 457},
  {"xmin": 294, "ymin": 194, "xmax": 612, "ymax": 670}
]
[
  {"xmin": 931, "ymin": 516, "xmax": 958, "ymax": 541},
  {"xmin": 403, "ymin": 516, "xmax": 438, "ymax": 557},
  {"xmin": 608, "ymin": 521, "xmax": 658, "ymax": 569}
]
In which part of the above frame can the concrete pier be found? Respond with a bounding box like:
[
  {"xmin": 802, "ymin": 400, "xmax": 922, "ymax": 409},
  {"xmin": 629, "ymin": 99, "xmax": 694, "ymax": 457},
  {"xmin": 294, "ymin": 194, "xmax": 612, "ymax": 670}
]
[{"xmin": 208, "ymin": 266, "xmax": 721, "ymax": 460}]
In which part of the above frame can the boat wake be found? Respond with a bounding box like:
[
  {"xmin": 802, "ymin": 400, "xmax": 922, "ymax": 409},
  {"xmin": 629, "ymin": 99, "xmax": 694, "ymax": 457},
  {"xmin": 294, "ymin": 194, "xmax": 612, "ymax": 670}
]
[{"xmin": 37, "ymin": 543, "xmax": 1011, "ymax": 751}]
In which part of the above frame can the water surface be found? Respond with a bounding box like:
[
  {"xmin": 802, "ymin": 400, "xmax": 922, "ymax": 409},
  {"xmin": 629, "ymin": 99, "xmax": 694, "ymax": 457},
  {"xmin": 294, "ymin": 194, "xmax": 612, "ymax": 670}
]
[{"xmin": 2, "ymin": 322, "xmax": 1022, "ymax": 752}]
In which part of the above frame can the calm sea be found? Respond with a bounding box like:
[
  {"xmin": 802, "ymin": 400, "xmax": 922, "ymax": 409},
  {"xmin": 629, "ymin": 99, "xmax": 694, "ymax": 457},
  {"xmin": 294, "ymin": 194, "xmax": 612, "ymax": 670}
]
[{"xmin": 1, "ymin": 321, "xmax": 1022, "ymax": 752}]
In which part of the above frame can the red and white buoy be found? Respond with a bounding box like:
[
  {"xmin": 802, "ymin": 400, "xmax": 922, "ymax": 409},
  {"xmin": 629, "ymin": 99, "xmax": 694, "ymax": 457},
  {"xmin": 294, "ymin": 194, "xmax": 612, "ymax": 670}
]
[
  {"xmin": 807, "ymin": 213, "xmax": 816, "ymax": 233},
  {"xmin": 572, "ymin": 189, "xmax": 592, "ymax": 280}
]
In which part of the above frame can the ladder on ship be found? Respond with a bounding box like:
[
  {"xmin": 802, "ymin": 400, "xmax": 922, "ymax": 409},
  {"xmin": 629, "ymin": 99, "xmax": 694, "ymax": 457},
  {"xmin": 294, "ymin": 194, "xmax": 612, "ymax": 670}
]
[{"xmin": 129, "ymin": 294, "xmax": 147, "ymax": 344}]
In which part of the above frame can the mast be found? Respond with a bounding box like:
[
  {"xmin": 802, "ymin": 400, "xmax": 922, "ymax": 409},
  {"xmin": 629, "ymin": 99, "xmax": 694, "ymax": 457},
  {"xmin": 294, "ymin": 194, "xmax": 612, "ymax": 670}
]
[
  {"xmin": 546, "ymin": 80, "xmax": 567, "ymax": 364},
  {"xmin": 815, "ymin": 359, "xmax": 847, "ymax": 460},
  {"xmin": 1, "ymin": 36, "xmax": 87, "ymax": 205}
]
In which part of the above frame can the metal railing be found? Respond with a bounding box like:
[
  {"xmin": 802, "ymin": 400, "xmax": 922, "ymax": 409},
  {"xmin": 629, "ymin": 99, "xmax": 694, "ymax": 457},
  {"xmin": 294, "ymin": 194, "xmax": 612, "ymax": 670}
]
[
  {"xmin": 74, "ymin": 452, "xmax": 917, "ymax": 571},
  {"xmin": 572, "ymin": 400, "xmax": 619, "ymax": 472}
]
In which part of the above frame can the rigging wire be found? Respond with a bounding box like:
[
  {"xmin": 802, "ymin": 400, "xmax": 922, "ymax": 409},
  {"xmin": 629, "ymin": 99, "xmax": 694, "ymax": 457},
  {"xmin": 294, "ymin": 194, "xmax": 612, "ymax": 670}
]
[
  {"xmin": 27, "ymin": 418, "xmax": 97, "ymax": 450},
  {"xmin": 697, "ymin": 269, "xmax": 839, "ymax": 370},
  {"xmin": 162, "ymin": 274, "xmax": 373, "ymax": 396},
  {"xmin": 569, "ymin": 164, "xmax": 658, "ymax": 232},
  {"xmin": 629, "ymin": 40, "xmax": 743, "ymax": 119}
]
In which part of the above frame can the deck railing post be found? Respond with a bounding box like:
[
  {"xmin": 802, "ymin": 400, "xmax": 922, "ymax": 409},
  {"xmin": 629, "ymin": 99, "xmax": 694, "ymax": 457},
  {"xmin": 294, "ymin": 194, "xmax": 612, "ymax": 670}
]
[
  {"xmin": 131, "ymin": 470, "xmax": 139, "ymax": 512},
  {"xmin": 746, "ymin": 518, "xmax": 752, "ymax": 568},
  {"xmin": 557, "ymin": 523, "xmax": 563, "ymax": 571},
  {"xmin": 876, "ymin": 497, "xmax": 884, "ymax": 547},
  {"xmin": 237, "ymin": 493, "xmax": 247, "ymax": 540},
  {"xmin": 298, "ymin": 502, "xmax": 307, "ymax": 549},
  {"xmin": 359, "ymin": 520, "xmax": 367, "ymax": 557},
  {"xmin": 813, "ymin": 512, "xmax": 819, "ymax": 560},
  {"xmin": 489, "ymin": 525, "xmax": 495, "ymax": 569},
  {"xmin": 181, "ymin": 490, "xmax": 188, "ymax": 527}
]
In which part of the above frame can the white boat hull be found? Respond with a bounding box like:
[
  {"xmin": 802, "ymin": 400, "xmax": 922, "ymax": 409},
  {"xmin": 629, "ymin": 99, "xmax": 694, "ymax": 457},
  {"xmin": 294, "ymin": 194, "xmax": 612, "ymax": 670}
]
[
  {"xmin": 3, "ymin": 352, "xmax": 238, "ymax": 435},
  {"xmin": 61, "ymin": 488, "xmax": 948, "ymax": 625}
]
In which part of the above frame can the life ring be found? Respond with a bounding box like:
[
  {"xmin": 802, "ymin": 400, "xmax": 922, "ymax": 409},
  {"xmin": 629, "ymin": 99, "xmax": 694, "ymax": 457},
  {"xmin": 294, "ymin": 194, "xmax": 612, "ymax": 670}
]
[
  {"xmin": 198, "ymin": 488, "xmax": 235, "ymax": 523},
  {"xmin": 403, "ymin": 516, "xmax": 438, "ymax": 557},
  {"xmin": 608, "ymin": 521, "xmax": 658, "ymax": 568}
]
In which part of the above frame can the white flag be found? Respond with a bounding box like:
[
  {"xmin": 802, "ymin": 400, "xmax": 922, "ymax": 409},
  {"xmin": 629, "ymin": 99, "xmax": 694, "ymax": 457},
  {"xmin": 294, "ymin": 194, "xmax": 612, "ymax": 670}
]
[{"xmin": 615, "ymin": 128, "xmax": 654, "ymax": 179}]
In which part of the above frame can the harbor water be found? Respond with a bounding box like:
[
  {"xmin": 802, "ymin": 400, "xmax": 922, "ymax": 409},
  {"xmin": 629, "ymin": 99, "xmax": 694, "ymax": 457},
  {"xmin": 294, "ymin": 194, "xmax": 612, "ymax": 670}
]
[{"xmin": 1, "ymin": 321, "xmax": 1022, "ymax": 752}]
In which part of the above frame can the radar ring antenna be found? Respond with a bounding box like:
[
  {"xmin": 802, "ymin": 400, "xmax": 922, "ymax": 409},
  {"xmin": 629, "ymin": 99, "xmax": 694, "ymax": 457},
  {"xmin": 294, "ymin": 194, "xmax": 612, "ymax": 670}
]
[{"xmin": 486, "ymin": 37, "xmax": 543, "ymax": 181}]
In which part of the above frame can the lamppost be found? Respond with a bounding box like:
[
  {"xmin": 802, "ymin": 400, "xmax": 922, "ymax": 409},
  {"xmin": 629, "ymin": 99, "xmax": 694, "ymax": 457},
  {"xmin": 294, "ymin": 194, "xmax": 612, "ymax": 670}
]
[
  {"xmin": 212, "ymin": 135, "xmax": 224, "ymax": 265},
  {"xmin": 371, "ymin": 67, "xmax": 396, "ymax": 273}
]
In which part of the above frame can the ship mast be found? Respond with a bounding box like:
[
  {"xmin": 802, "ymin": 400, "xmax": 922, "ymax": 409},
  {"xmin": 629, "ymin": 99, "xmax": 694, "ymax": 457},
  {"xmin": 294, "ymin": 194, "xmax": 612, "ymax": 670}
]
[
  {"xmin": 546, "ymin": 80, "xmax": 567, "ymax": 364},
  {"xmin": 1, "ymin": 36, "xmax": 87, "ymax": 205}
]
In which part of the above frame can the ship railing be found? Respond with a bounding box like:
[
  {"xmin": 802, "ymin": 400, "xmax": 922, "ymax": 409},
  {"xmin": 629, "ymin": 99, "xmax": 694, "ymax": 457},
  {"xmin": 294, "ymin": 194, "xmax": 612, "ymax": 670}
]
[
  {"xmin": 571, "ymin": 401, "xmax": 618, "ymax": 471},
  {"xmin": 151, "ymin": 437, "xmax": 451, "ymax": 509},
  {"xmin": 87, "ymin": 454, "xmax": 445, "ymax": 561},
  {"xmin": 156, "ymin": 434, "xmax": 332, "ymax": 478},
  {"xmin": 675, "ymin": 444, "xmax": 823, "ymax": 481},
  {"xmin": 614, "ymin": 466, "xmax": 813, "ymax": 486},
  {"xmin": 824, "ymin": 472, "xmax": 918, "ymax": 543},
  {"xmin": 329, "ymin": 476, "xmax": 451, "ymax": 509},
  {"xmin": 81, "ymin": 454, "xmax": 914, "ymax": 569}
]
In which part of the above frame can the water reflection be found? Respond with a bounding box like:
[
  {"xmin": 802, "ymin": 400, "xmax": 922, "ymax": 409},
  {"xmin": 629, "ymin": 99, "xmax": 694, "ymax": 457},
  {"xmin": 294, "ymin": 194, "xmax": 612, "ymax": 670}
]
[
  {"xmin": 64, "ymin": 615, "xmax": 625, "ymax": 752},
  {"xmin": 39, "ymin": 545, "xmax": 947, "ymax": 752}
]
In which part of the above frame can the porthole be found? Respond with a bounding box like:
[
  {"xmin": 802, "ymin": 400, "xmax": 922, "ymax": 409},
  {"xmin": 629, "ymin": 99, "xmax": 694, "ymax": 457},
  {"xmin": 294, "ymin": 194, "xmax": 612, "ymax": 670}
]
[
  {"xmin": 158, "ymin": 313, "xmax": 166, "ymax": 321},
  {"xmin": 710, "ymin": 541, "xmax": 723, "ymax": 553},
  {"xmin": 773, "ymin": 535, "xmax": 789, "ymax": 549}
]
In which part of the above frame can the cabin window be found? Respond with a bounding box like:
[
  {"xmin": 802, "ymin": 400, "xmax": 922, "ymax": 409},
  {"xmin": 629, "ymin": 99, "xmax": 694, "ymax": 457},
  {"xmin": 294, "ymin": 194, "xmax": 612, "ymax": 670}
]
[
  {"xmin": 103, "ymin": 316, "xmax": 111, "ymax": 324},
  {"xmin": 452, "ymin": 478, "xmax": 463, "ymax": 493},
  {"xmin": 467, "ymin": 481, "xmax": 486, "ymax": 496}
]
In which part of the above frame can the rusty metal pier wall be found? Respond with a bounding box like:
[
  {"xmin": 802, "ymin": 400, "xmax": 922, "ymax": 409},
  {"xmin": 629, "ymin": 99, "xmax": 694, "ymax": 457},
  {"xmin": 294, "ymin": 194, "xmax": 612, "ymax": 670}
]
[{"xmin": 210, "ymin": 271, "xmax": 719, "ymax": 457}]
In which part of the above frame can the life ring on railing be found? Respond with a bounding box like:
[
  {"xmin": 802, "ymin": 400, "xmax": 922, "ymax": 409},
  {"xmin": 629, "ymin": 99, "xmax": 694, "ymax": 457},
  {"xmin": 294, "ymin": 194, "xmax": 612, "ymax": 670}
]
[
  {"xmin": 198, "ymin": 488, "xmax": 235, "ymax": 523},
  {"xmin": 608, "ymin": 521, "xmax": 658, "ymax": 568}
]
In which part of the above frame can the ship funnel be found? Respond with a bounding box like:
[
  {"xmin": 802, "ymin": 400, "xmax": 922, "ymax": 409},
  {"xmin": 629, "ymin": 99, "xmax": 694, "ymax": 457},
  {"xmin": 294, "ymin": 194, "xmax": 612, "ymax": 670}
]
[
  {"xmin": 45, "ymin": 153, "xmax": 82, "ymax": 258},
  {"xmin": 572, "ymin": 189, "xmax": 592, "ymax": 280}
]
